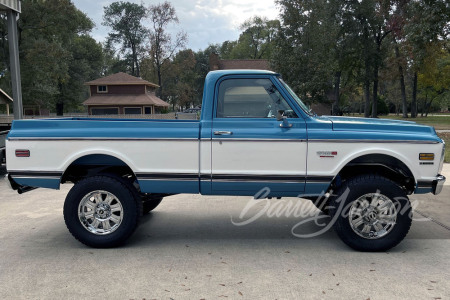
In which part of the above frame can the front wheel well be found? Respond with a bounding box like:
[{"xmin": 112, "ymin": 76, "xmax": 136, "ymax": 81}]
[{"xmin": 331, "ymin": 154, "xmax": 416, "ymax": 194}]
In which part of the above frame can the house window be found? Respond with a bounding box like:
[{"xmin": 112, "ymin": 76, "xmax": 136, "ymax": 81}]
[
  {"xmin": 97, "ymin": 85, "xmax": 108, "ymax": 93},
  {"xmin": 124, "ymin": 107, "xmax": 142, "ymax": 115},
  {"xmin": 144, "ymin": 107, "xmax": 152, "ymax": 114},
  {"xmin": 91, "ymin": 107, "xmax": 119, "ymax": 115}
]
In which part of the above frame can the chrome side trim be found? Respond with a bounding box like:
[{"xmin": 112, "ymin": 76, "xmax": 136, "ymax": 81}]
[
  {"xmin": 10, "ymin": 176, "xmax": 61, "ymax": 180},
  {"xmin": 9, "ymin": 137, "xmax": 437, "ymax": 144},
  {"xmin": 8, "ymin": 171, "xmax": 63, "ymax": 177},
  {"xmin": 308, "ymin": 139, "xmax": 440, "ymax": 144},
  {"xmin": 7, "ymin": 137, "xmax": 198, "ymax": 141},
  {"xmin": 211, "ymin": 138, "xmax": 306, "ymax": 142}
]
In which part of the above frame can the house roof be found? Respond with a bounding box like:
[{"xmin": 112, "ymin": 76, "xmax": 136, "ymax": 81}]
[
  {"xmin": 85, "ymin": 72, "xmax": 159, "ymax": 88},
  {"xmin": 0, "ymin": 88, "xmax": 13, "ymax": 104},
  {"xmin": 83, "ymin": 93, "xmax": 169, "ymax": 107},
  {"xmin": 218, "ymin": 59, "xmax": 271, "ymax": 71}
]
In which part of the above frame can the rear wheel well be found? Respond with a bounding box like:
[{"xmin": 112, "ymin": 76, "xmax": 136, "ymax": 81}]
[
  {"xmin": 331, "ymin": 154, "xmax": 416, "ymax": 194},
  {"xmin": 61, "ymin": 154, "xmax": 136, "ymax": 185}
]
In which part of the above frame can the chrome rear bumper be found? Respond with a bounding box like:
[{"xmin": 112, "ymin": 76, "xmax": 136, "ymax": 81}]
[{"xmin": 5, "ymin": 174, "xmax": 37, "ymax": 194}]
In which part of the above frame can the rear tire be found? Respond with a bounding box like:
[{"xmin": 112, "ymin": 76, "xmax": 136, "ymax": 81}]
[
  {"xmin": 329, "ymin": 174, "xmax": 412, "ymax": 252},
  {"xmin": 64, "ymin": 175, "xmax": 140, "ymax": 248}
]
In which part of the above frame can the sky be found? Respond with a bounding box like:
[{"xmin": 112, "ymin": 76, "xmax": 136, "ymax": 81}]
[{"xmin": 71, "ymin": 0, "xmax": 279, "ymax": 51}]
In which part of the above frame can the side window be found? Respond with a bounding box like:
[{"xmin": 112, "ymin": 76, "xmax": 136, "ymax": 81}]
[{"xmin": 216, "ymin": 78, "xmax": 298, "ymax": 118}]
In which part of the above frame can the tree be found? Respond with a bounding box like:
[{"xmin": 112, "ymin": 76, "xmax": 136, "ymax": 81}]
[
  {"xmin": 274, "ymin": 0, "xmax": 357, "ymax": 114},
  {"xmin": 192, "ymin": 44, "xmax": 221, "ymax": 104},
  {"xmin": 16, "ymin": 0, "xmax": 99, "ymax": 115},
  {"xmin": 59, "ymin": 36, "xmax": 103, "ymax": 113},
  {"xmin": 403, "ymin": 0, "xmax": 449, "ymax": 117},
  {"xmin": 162, "ymin": 50, "xmax": 197, "ymax": 110},
  {"xmin": 417, "ymin": 43, "xmax": 449, "ymax": 116},
  {"xmin": 103, "ymin": 1, "xmax": 148, "ymax": 77},
  {"xmin": 147, "ymin": 1, "xmax": 187, "ymax": 98},
  {"xmin": 230, "ymin": 17, "xmax": 280, "ymax": 59}
]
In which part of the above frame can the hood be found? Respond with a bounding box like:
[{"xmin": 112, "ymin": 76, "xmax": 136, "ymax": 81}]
[{"xmin": 317, "ymin": 116, "xmax": 436, "ymax": 136}]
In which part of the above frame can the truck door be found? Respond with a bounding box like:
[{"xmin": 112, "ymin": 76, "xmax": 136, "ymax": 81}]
[{"xmin": 210, "ymin": 76, "xmax": 307, "ymax": 196}]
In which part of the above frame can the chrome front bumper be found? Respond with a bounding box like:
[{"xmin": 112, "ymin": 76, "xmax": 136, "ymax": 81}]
[{"xmin": 433, "ymin": 175, "xmax": 446, "ymax": 195}]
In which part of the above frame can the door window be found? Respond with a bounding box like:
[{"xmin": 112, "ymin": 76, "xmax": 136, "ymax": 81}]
[{"xmin": 216, "ymin": 78, "xmax": 297, "ymax": 118}]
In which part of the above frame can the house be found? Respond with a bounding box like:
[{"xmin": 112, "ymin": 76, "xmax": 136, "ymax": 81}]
[
  {"xmin": 83, "ymin": 72, "xmax": 169, "ymax": 115},
  {"xmin": 0, "ymin": 88, "xmax": 12, "ymax": 116},
  {"xmin": 209, "ymin": 53, "xmax": 272, "ymax": 71}
]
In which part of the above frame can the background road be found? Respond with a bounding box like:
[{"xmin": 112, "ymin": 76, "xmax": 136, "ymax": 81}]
[{"xmin": 0, "ymin": 164, "xmax": 449, "ymax": 299}]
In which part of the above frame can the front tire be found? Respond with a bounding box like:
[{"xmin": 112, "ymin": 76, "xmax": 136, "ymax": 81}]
[
  {"xmin": 64, "ymin": 176, "xmax": 140, "ymax": 248},
  {"xmin": 329, "ymin": 174, "xmax": 412, "ymax": 252}
]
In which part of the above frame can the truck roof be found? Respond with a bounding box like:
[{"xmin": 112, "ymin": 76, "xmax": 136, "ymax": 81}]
[{"xmin": 207, "ymin": 69, "xmax": 278, "ymax": 77}]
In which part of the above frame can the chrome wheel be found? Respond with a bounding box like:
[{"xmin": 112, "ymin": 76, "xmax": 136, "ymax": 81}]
[
  {"xmin": 349, "ymin": 193, "xmax": 397, "ymax": 239},
  {"xmin": 78, "ymin": 190, "xmax": 123, "ymax": 235}
]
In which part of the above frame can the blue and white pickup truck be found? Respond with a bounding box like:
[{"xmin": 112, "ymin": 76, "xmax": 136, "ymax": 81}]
[{"xmin": 5, "ymin": 70, "xmax": 446, "ymax": 251}]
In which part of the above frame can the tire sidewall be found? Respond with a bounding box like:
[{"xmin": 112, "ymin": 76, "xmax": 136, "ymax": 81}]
[
  {"xmin": 64, "ymin": 176, "xmax": 139, "ymax": 248},
  {"xmin": 330, "ymin": 176, "xmax": 412, "ymax": 252}
]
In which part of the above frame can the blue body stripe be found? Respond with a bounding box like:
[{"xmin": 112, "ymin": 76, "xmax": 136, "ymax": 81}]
[
  {"xmin": 414, "ymin": 187, "xmax": 433, "ymax": 194},
  {"xmin": 138, "ymin": 179, "xmax": 199, "ymax": 194},
  {"xmin": 13, "ymin": 177, "xmax": 60, "ymax": 189}
]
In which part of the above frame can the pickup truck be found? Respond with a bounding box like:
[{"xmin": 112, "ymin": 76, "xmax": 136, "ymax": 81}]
[
  {"xmin": 5, "ymin": 70, "xmax": 446, "ymax": 251},
  {"xmin": 0, "ymin": 130, "xmax": 8, "ymax": 164}
]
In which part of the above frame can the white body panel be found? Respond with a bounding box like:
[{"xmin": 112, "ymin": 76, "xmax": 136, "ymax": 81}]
[
  {"xmin": 6, "ymin": 140, "xmax": 199, "ymax": 175},
  {"xmin": 307, "ymin": 142, "xmax": 444, "ymax": 183},
  {"xmin": 211, "ymin": 140, "xmax": 307, "ymax": 175},
  {"xmin": 6, "ymin": 138, "xmax": 444, "ymax": 189}
]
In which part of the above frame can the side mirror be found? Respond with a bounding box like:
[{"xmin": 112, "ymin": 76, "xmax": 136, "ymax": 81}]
[
  {"xmin": 277, "ymin": 110, "xmax": 285, "ymax": 121},
  {"xmin": 277, "ymin": 110, "xmax": 292, "ymax": 128}
]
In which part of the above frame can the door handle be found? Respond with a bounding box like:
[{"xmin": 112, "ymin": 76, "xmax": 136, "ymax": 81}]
[{"xmin": 213, "ymin": 131, "xmax": 233, "ymax": 135}]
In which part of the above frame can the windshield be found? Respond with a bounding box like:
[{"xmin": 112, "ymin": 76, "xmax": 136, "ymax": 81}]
[{"xmin": 279, "ymin": 79, "xmax": 313, "ymax": 116}]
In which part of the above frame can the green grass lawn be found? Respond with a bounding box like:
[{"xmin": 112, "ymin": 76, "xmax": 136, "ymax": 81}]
[
  {"xmin": 379, "ymin": 115, "xmax": 450, "ymax": 162},
  {"xmin": 437, "ymin": 132, "xmax": 450, "ymax": 163},
  {"xmin": 380, "ymin": 115, "xmax": 450, "ymax": 130}
]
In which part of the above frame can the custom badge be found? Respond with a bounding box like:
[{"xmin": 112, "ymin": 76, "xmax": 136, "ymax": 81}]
[{"xmin": 317, "ymin": 151, "xmax": 337, "ymax": 158}]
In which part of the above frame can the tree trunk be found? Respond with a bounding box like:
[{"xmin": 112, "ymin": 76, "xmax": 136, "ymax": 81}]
[
  {"xmin": 56, "ymin": 82, "xmax": 64, "ymax": 116},
  {"xmin": 411, "ymin": 71, "xmax": 418, "ymax": 118},
  {"xmin": 332, "ymin": 71, "xmax": 341, "ymax": 115},
  {"xmin": 372, "ymin": 64, "xmax": 379, "ymax": 118},
  {"xmin": 394, "ymin": 45, "xmax": 408, "ymax": 118},
  {"xmin": 157, "ymin": 64, "xmax": 162, "ymax": 97},
  {"xmin": 364, "ymin": 80, "xmax": 371, "ymax": 118},
  {"xmin": 363, "ymin": 58, "xmax": 371, "ymax": 118},
  {"xmin": 421, "ymin": 90, "xmax": 427, "ymax": 117}
]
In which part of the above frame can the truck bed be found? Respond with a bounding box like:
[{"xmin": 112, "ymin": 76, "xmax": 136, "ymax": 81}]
[
  {"xmin": 6, "ymin": 118, "xmax": 201, "ymax": 193},
  {"xmin": 7, "ymin": 118, "xmax": 200, "ymax": 139}
]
